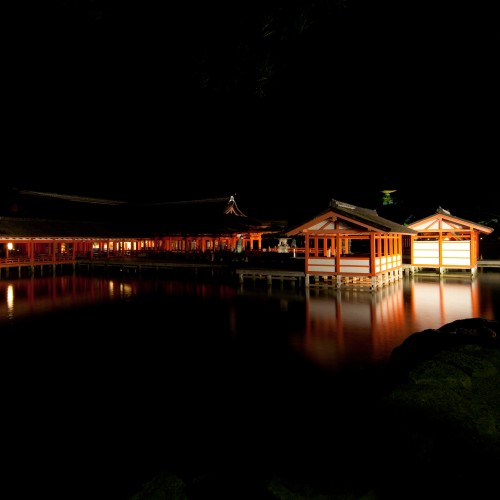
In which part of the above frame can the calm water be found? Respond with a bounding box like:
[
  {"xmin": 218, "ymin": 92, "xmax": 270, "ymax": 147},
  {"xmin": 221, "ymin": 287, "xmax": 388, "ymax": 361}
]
[{"xmin": 1, "ymin": 271, "xmax": 500, "ymax": 498}]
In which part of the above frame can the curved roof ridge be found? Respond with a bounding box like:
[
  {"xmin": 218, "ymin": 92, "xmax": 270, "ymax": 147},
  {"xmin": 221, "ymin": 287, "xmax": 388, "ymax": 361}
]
[
  {"xmin": 16, "ymin": 189, "xmax": 126, "ymax": 205},
  {"xmin": 224, "ymin": 195, "xmax": 247, "ymax": 217}
]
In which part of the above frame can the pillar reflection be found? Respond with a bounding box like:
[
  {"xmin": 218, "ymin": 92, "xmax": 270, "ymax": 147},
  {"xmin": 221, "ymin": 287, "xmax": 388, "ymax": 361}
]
[{"xmin": 301, "ymin": 276, "xmax": 494, "ymax": 373}]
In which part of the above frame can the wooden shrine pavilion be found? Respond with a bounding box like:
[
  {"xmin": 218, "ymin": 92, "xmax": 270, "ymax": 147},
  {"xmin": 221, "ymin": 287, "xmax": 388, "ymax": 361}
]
[
  {"xmin": 406, "ymin": 206, "xmax": 494, "ymax": 276},
  {"xmin": 0, "ymin": 191, "xmax": 280, "ymax": 276},
  {"xmin": 286, "ymin": 199, "xmax": 418, "ymax": 290}
]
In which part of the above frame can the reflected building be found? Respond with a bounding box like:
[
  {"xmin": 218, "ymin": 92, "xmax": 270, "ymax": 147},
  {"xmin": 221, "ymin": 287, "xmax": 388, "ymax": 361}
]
[
  {"xmin": 407, "ymin": 276, "xmax": 482, "ymax": 331},
  {"xmin": 301, "ymin": 276, "xmax": 495, "ymax": 373},
  {"xmin": 0, "ymin": 276, "xmax": 237, "ymax": 328},
  {"xmin": 0, "ymin": 276, "xmax": 142, "ymax": 326},
  {"xmin": 1, "ymin": 273, "xmax": 497, "ymax": 380}
]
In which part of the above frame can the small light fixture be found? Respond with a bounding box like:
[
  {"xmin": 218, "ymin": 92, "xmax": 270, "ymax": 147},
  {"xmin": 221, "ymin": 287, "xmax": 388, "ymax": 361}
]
[{"xmin": 7, "ymin": 242, "xmax": 13, "ymax": 251}]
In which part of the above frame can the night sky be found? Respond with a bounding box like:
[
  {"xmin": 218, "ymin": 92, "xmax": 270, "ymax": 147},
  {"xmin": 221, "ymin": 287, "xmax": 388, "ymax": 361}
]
[{"xmin": 5, "ymin": 1, "xmax": 499, "ymax": 226}]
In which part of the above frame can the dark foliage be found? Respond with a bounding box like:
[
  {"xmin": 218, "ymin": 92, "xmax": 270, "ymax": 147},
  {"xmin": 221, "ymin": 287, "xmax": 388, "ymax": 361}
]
[{"xmin": 8, "ymin": 1, "xmax": 498, "ymax": 98}]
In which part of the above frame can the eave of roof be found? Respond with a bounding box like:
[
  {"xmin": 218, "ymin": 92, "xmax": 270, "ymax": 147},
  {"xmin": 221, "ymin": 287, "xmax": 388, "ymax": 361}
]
[
  {"xmin": 408, "ymin": 206, "xmax": 495, "ymax": 234},
  {"xmin": 1, "ymin": 193, "xmax": 283, "ymax": 238},
  {"xmin": 287, "ymin": 199, "xmax": 418, "ymax": 235}
]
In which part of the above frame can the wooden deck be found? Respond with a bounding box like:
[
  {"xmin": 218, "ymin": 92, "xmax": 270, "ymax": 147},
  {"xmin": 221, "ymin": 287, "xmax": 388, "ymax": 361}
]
[
  {"xmin": 73, "ymin": 258, "xmax": 238, "ymax": 282},
  {"xmin": 478, "ymin": 260, "xmax": 500, "ymax": 269},
  {"xmin": 402, "ymin": 260, "xmax": 500, "ymax": 278},
  {"xmin": 0, "ymin": 256, "xmax": 231, "ymax": 279},
  {"xmin": 1, "ymin": 257, "xmax": 499, "ymax": 287},
  {"xmin": 235, "ymin": 268, "xmax": 305, "ymax": 286}
]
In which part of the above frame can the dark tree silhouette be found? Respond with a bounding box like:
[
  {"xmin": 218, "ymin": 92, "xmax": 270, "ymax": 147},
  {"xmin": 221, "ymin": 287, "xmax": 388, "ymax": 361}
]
[{"xmin": 7, "ymin": 1, "xmax": 499, "ymax": 101}]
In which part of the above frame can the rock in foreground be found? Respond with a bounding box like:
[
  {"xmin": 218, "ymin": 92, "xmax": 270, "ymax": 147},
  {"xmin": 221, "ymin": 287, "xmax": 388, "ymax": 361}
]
[{"xmin": 376, "ymin": 317, "xmax": 500, "ymax": 499}]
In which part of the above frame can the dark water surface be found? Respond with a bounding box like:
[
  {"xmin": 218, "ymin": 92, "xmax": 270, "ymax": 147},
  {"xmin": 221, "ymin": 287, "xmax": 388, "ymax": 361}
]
[{"xmin": 1, "ymin": 271, "xmax": 499, "ymax": 498}]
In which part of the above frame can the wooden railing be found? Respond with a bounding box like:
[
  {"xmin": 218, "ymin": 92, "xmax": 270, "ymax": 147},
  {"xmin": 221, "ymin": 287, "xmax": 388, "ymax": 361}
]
[{"xmin": 0, "ymin": 254, "xmax": 77, "ymax": 267}]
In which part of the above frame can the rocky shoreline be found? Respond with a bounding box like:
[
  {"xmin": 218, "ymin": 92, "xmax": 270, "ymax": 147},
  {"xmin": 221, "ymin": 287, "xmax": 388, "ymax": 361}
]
[{"xmin": 374, "ymin": 317, "xmax": 500, "ymax": 499}]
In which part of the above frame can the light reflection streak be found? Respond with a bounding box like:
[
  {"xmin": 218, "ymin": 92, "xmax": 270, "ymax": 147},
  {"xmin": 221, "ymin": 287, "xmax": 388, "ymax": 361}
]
[
  {"xmin": 7, "ymin": 284, "xmax": 14, "ymax": 320},
  {"xmin": 0, "ymin": 276, "xmax": 144, "ymax": 326},
  {"xmin": 0, "ymin": 273, "xmax": 497, "ymax": 377},
  {"xmin": 300, "ymin": 276, "xmax": 494, "ymax": 373},
  {"xmin": 0, "ymin": 276, "xmax": 237, "ymax": 327}
]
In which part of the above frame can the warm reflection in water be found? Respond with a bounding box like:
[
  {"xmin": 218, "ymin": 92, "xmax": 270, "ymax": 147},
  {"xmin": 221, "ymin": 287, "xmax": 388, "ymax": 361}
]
[
  {"xmin": 1, "ymin": 273, "xmax": 499, "ymax": 375},
  {"xmin": 300, "ymin": 274, "xmax": 498, "ymax": 372},
  {"xmin": 1, "ymin": 272, "xmax": 500, "ymax": 497},
  {"xmin": 0, "ymin": 276, "xmax": 137, "ymax": 324}
]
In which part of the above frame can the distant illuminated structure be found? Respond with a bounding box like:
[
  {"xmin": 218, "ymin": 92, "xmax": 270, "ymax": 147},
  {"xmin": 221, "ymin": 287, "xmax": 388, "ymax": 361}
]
[
  {"xmin": 286, "ymin": 198, "xmax": 417, "ymax": 290},
  {"xmin": 381, "ymin": 190, "xmax": 396, "ymax": 205},
  {"xmin": 407, "ymin": 206, "xmax": 494, "ymax": 276}
]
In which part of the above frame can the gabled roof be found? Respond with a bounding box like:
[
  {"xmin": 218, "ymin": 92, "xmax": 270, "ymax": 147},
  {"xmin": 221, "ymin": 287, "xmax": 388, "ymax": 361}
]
[
  {"xmin": 4, "ymin": 188, "xmax": 126, "ymax": 222},
  {"xmin": 408, "ymin": 206, "xmax": 494, "ymax": 235},
  {"xmin": 0, "ymin": 217, "xmax": 135, "ymax": 239},
  {"xmin": 1, "ymin": 191, "xmax": 281, "ymax": 238},
  {"xmin": 126, "ymin": 195, "xmax": 280, "ymax": 235},
  {"xmin": 14, "ymin": 189, "xmax": 127, "ymax": 206},
  {"xmin": 286, "ymin": 199, "xmax": 418, "ymax": 236}
]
